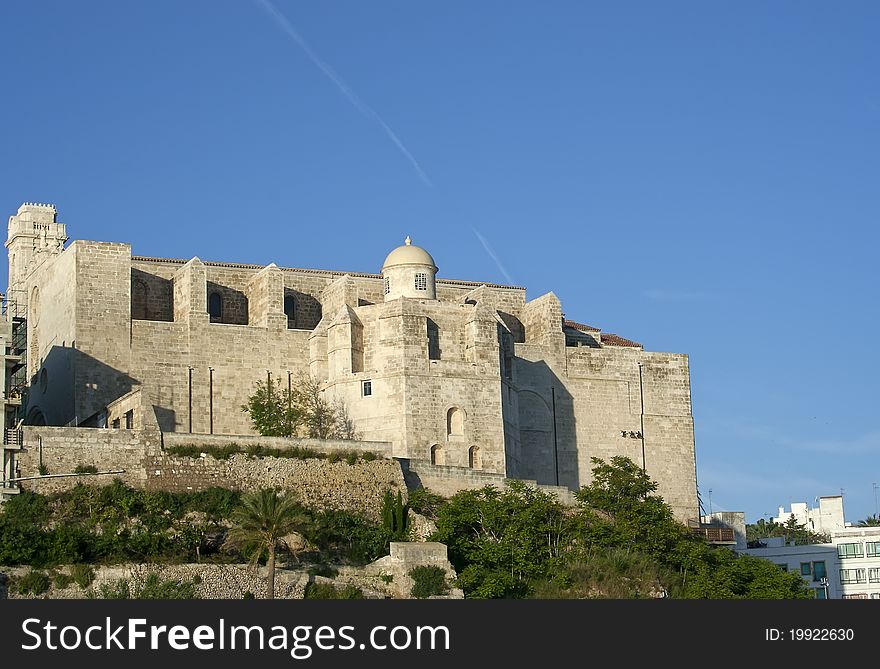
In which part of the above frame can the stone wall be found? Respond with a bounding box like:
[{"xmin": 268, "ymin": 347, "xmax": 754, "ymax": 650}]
[{"xmin": 15, "ymin": 427, "xmax": 405, "ymax": 520}]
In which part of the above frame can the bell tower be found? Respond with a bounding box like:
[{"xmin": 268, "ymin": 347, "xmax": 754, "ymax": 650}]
[{"xmin": 5, "ymin": 202, "xmax": 67, "ymax": 310}]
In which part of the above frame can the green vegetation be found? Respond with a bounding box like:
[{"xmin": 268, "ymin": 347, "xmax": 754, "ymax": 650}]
[
  {"xmin": 746, "ymin": 516, "xmax": 830, "ymax": 547},
  {"xmin": 408, "ymin": 488, "xmax": 445, "ymax": 519},
  {"xmin": 95, "ymin": 574, "xmax": 198, "ymax": 599},
  {"xmin": 0, "ymin": 484, "xmax": 241, "ymax": 567},
  {"xmin": 242, "ymin": 374, "xmax": 359, "ymax": 440},
  {"xmin": 409, "ymin": 565, "xmax": 448, "ymax": 598},
  {"xmin": 381, "ymin": 490, "xmax": 408, "ymax": 540},
  {"xmin": 73, "ymin": 464, "xmax": 99, "ymax": 474},
  {"xmin": 432, "ymin": 457, "xmax": 812, "ymax": 600},
  {"xmin": 225, "ymin": 489, "xmax": 308, "ymax": 599},
  {"xmin": 16, "ymin": 569, "xmax": 50, "ymax": 596},
  {"xmin": 303, "ymin": 582, "xmax": 363, "ymax": 599},
  {"xmin": 71, "ymin": 564, "xmax": 95, "ymax": 588},
  {"xmin": 164, "ymin": 442, "xmax": 377, "ymax": 464}
]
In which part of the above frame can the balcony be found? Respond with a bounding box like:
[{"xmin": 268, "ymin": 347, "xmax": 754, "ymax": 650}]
[{"xmin": 690, "ymin": 524, "xmax": 736, "ymax": 545}]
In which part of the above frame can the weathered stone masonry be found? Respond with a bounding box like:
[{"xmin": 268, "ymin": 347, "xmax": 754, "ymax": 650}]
[{"xmin": 6, "ymin": 203, "xmax": 699, "ymax": 521}]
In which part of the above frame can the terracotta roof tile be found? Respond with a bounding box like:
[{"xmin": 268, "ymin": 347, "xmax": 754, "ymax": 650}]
[
  {"xmin": 600, "ymin": 333, "xmax": 642, "ymax": 348},
  {"xmin": 563, "ymin": 319, "xmax": 601, "ymax": 333}
]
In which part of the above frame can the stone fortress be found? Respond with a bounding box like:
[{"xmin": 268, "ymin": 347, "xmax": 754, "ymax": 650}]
[{"xmin": 1, "ymin": 202, "xmax": 698, "ymax": 521}]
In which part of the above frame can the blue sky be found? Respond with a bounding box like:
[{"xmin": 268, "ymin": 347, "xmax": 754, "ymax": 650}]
[{"xmin": 2, "ymin": 1, "xmax": 878, "ymax": 524}]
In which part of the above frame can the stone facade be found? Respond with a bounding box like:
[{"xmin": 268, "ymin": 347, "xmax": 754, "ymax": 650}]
[{"xmin": 5, "ymin": 202, "xmax": 699, "ymax": 521}]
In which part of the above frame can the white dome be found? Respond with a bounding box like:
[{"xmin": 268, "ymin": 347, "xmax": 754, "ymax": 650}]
[{"xmin": 381, "ymin": 236, "xmax": 437, "ymax": 271}]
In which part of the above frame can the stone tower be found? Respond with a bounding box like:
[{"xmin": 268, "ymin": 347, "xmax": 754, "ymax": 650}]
[
  {"xmin": 381, "ymin": 236, "xmax": 438, "ymax": 301},
  {"xmin": 5, "ymin": 202, "xmax": 67, "ymax": 311}
]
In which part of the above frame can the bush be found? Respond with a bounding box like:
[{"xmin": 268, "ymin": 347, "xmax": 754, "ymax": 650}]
[
  {"xmin": 53, "ymin": 571, "xmax": 73, "ymax": 589},
  {"xmin": 408, "ymin": 489, "xmax": 445, "ymax": 519},
  {"xmin": 17, "ymin": 569, "xmax": 51, "ymax": 596},
  {"xmin": 409, "ymin": 566, "xmax": 448, "ymax": 599},
  {"xmin": 304, "ymin": 582, "xmax": 363, "ymax": 599},
  {"xmin": 362, "ymin": 451, "xmax": 377, "ymax": 462},
  {"xmin": 308, "ymin": 564, "xmax": 339, "ymax": 578},
  {"xmin": 71, "ymin": 564, "xmax": 95, "ymax": 588},
  {"xmin": 97, "ymin": 574, "xmax": 199, "ymax": 600},
  {"xmin": 38, "ymin": 463, "xmax": 49, "ymax": 476},
  {"xmin": 74, "ymin": 464, "xmax": 99, "ymax": 474}
]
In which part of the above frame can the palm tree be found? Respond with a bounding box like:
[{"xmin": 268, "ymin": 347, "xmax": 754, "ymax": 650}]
[
  {"xmin": 225, "ymin": 489, "xmax": 307, "ymax": 599},
  {"xmin": 857, "ymin": 515, "xmax": 880, "ymax": 527}
]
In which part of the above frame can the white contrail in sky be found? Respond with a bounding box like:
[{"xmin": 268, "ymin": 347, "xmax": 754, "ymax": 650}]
[
  {"xmin": 254, "ymin": 0, "xmax": 432, "ymax": 186},
  {"xmin": 472, "ymin": 229, "xmax": 515, "ymax": 285}
]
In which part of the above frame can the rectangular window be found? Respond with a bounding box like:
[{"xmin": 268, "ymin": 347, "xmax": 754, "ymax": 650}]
[
  {"xmin": 111, "ymin": 418, "xmax": 120, "ymax": 429},
  {"xmin": 843, "ymin": 594, "xmax": 868, "ymax": 600},
  {"xmin": 384, "ymin": 277, "xmax": 390, "ymax": 295},
  {"xmin": 125, "ymin": 410, "xmax": 134, "ymax": 430},
  {"xmin": 800, "ymin": 562, "xmax": 811, "ymax": 576},
  {"xmin": 869, "ymin": 568, "xmax": 880, "ymax": 583},
  {"xmin": 362, "ymin": 380, "xmax": 372, "ymax": 397},
  {"xmin": 866, "ymin": 541, "xmax": 880, "ymax": 558},
  {"xmin": 414, "ymin": 273, "xmax": 427, "ymax": 291},
  {"xmin": 812, "ymin": 561, "xmax": 826, "ymax": 581},
  {"xmin": 840, "ymin": 568, "xmax": 866, "ymax": 584},
  {"xmin": 815, "ymin": 588, "xmax": 827, "ymax": 600},
  {"xmin": 776, "ymin": 564, "xmax": 788, "ymax": 572},
  {"xmin": 838, "ymin": 543, "xmax": 864, "ymax": 559}
]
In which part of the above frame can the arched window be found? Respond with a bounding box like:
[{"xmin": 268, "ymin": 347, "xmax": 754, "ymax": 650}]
[
  {"xmin": 430, "ymin": 444, "xmax": 445, "ymax": 466},
  {"xmin": 208, "ymin": 292, "xmax": 223, "ymax": 321},
  {"xmin": 284, "ymin": 295, "xmax": 296, "ymax": 328},
  {"xmin": 468, "ymin": 445, "xmax": 482, "ymax": 469},
  {"xmin": 131, "ymin": 277, "xmax": 148, "ymax": 320},
  {"xmin": 446, "ymin": 407, "xmax": 464, "ymax": 437}
]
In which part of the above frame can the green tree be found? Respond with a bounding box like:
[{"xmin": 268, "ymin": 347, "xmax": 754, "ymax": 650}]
[
  {"xmin": 224, "ymin": 489, "xmax": 307, "ymax": 599},
  {"xmin": 242, "ymin": 374, "xmax": 359, "ymax": 440},
  {"xmin": 746, "ymin": 516, "xmax": 829, "ymax": 546},
  {"xmin": 574, "ymin": 456, "xmax": 688, "ymax": 563},
  {"xmin": 856, "ymin": 515, "xmax": 880, "ymax": 527},
  {"xmin": 241, "ymin": 379, "xmax": 303, "ymax": 437},
  {"xmin": 432, "ymin": 481, "xmax": 571, "ymax": 598}
]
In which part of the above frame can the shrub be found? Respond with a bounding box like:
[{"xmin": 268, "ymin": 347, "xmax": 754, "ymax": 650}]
[
  {"xmin": 74, "ymin": 464, "xmax": 99, "ymax": 474},
  {"xmin": 409, "ymin": 565, "xmax": 448, "ymax": 599},
  {"xmin": 345, "ymin": 452, "xmax": 357, "ymax": 466},
  {"xmin": 243, "ymin": 591, "xmax": 255, "ymax": 599},
  {"xmin": 38, "ymin": 464, "xmax": 49, "ymax": 476},
  {"xmin": 53, "ymin": 571, "xmax": 73, "ymax": 589},
  {"xmin": 407, "ymin": 489, "xmax": 445, "ymax": 519},
  {"xmin": 71, "ymin": 564, "xmax": 95, "ymax": 588},
  {"xmin": 17, "ymin": 569, "xmax": 50, "ymax": 596},
  {"xmin": 308, "ymin": 564, "xmax": 339, "ymax": 578},
  {"xmin": 362, "ymin": 451, "xmax": 377, "ymax": 462},
  {"xmin": 304, "ymin": 582, "xmax": 363, "ymax": 599},
  {"xmin": 327, "ymin": 452, "xmax": 340, "ymax": 463},
  {"xmin": 97, "ymin": 574, "xmax": 199, "ymax": 600}
]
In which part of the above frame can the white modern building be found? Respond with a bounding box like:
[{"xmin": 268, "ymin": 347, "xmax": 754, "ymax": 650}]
[
  {"xmin": 742, "ymin": 523, "xmax": 880, "ymax": 599},
  {"xmin": 772, "ymin": 496, "xmax": 847, "ymax": 534}
]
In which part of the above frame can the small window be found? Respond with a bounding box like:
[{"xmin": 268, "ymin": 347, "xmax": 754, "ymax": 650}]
[
  {"xmin": 468, "ymin": 445, "xmax": 482, "ymax": 469},
  {"xmin": 447, "ymin": 407, "xmax": 464, "ymax": 436},
  {"xmin": 430, "ymin": 444, "xmax": 444, "ymax": 465},
  {"xmin": 866, "ymin": 541, "xmax": 880, "ymax": 558},
  {"xmin": 812, "ymin": 561, "xmax": 826, "ymax": 581},
  {"xmin": 800, "ymin": 562, "xmax": 811, "ymax": 576},
  {"xmin": 815, "ymin": 588, "xmax": 827, "ymax": 600},
  {"xmin": 362, "ymin": 380, "xmax": 372, "ymax": 397},
  {"xmin": 284, "ymin": 295, "xmax": 296, "ymax": 328},
  {"xmin": 776, "ymin": 564, "xmax": 788, "ymax": 572},
  {"xmin": 111, "ymin": 418, "xmax": 120, "ymax": 429},
  {"xmin": 840, "ymin": 568, "xmax": 866, "ymax": 584},
  {"xmin": 414, "ymin": 273, "xmax": 427, "ymax": 291},
  {"xmin": 868, "ymin": 568, "xmax": 880, "ymax": 583},
  {"xmin": 209, "ymin": 292, "xmax": 223, "ymax": 320},
  {"xmin": 838, "ymin": 543, "xmax": 864, "ymax": 559},
  {"xmin": 384, "ymin": 277, "xmax": 390, "ymax": 295},
  {"xmin": 125, "ymin": 410, "xmax": 134, "ymax": 430}
]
